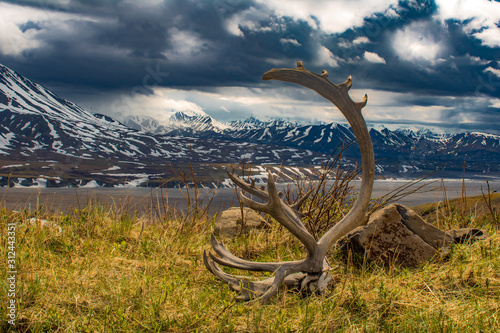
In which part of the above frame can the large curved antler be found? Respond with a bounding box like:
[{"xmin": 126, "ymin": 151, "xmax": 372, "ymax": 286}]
[{"xmin": 204, "ymin": 62, "xmax": 375, "ymax": 303}]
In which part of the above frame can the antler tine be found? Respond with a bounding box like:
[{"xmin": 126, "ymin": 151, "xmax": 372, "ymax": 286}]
[
  {"xmin": 205, "ymin": 61, "xmax": 373, "ymax": 304},
  {"xmin": 339, "ymin": 75, "xmax": 352, "ymax": 92},
  {"xmin": 228, "ymin": 170, "xmax": 310, "ymax": 228},
  {"xmin": 227, "ymin": 171, "xmax": 268, "ymax": 201},
  {"xmin": 355, "ymin": 94, "xmax": 368, "ymax": 110},
  {"xmin": 262, "ymin": 62, "xmax": 375, "ymax": 258},
  {"xmin": 254, "ymin": 268, "xmax": 286, "ymax": 304},
  {"xmin": 209, "ymin": 234, "xmax": 299, "ymax": 272},
  {"xmin": 238, "ymin": 171, "xmax": 318, "ymax": 253},
  {"xmin": 204, "ymin": 251, "xmax": 308, "ymax": 302},
  {"xmin": 290, "ymin": 188, "xmax": 313, "ymax": 211},
  {"xmin": 203, "ymin": 251, "xmax": 275, "ymax": 301}
]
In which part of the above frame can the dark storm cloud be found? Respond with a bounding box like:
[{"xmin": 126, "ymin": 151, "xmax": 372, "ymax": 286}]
[
  {"xmin": 319, "ymin": 2, "xmax": 499, "ymax": 99},
  {"xmin": 0, "ymin": 0, "xmax": 125, "ymax": 17},
  {"xmin": 0, "ymin": 0, "xmax": 499, "ymax": 132},
  {"xmin": 1, "ymin": 0, "xmax": 496, "ymax": 96},
  {"xmin": 0, "ymin": 0, "xmax": 300, "ymax": 89}
]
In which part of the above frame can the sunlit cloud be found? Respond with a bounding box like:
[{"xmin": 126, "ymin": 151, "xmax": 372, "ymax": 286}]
[
  {"xmin": 392, "ymin": 21, "xmax": 445, "ymax": 63},
  {"xmin": 225, "ymin": 6, "xmax": 276, "ymax": 37},
  {"xmin": 353, "ymin": 36, "xmax": 370, "ymax": 46},
  {"xmin": 316, "ymin": 46, "xmax": 340, "ymax": 67},
  {"xmin": 434, "ymin": 0, "xmax": 500, "ymax": 47},
  {"xmin": 280, "ymin": 38, "xmax": 302, "ymax": 47},
  {"xmin": 484, "ymin": 67, "xmax": 500, "ymax": 79},
  {"xmin": 164, "ymin": 28, "xmax": 216, "ymax": 64},
  {"xmin": 364, "ymin": 51, "xmax": 386, "ymax": 64},
  {"xmin": 0, "ymin": 2, "xmax": 106, "ymax": 56},
  {"xmin": 256, "ymin": 0, "xmax": 400, "ymax": 34},
  {"xmin": 107, "ymin": 88, "xmax": 207, "ymax": 125}
]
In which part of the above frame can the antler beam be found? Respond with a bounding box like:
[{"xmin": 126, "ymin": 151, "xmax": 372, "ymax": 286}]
[{"xmin": 204, "ymin": 62, "xmax": 375, "ymax": 303}]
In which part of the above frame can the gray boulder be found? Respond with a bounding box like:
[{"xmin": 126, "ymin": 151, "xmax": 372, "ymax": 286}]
[
  {"xmin": 337, "ymin": 204, "xmax": 455, "ymax": 267},
  {"xmin": 215, "ymin": 207, "xmax": 268, "ymax": 238},
  {"xmin": 446, "ymin": 228, "xmax": 490, "ymax": 244}
]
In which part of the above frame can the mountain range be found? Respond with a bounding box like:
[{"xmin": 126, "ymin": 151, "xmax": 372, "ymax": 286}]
[
  {"xmin": 1, "ymin": 63, "xmax": 499, "ymax": 187},
  {"xmin": 121, "ymin": 105, "xmax": 500, "ymax": 179}
]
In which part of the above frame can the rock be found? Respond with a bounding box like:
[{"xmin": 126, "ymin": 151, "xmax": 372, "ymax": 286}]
[
  {"xmin": 28, "ymin": 218, "xmax": 62, "ymax": 233},
  {"xmin": 446, "ymin": 228, "xmax": 490, "ymax": 244},
  {"xmin": 215, "ymin": 207, "xmax": 268, "ymax": 238},
  {"xmin": 337, "ymin": 204, "xmax": 454, "ymax": 267},
  {"xmin": 394, "ymin": 204, "xmax": 454, "ymax": 249}
]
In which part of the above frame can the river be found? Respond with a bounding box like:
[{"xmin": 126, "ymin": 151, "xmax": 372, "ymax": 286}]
[{"xmin": 1, "ymin": 178, "xmax": 499, "ymax": 216}]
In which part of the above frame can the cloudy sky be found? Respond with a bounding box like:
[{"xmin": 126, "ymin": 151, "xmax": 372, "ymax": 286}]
[{"xmin": 0, "ymin": 0, "xmax": 499, "ymax": 134}]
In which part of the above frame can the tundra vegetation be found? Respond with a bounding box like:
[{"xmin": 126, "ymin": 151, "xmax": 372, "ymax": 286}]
[
  {"xmin": 1, "ymin": 63, "xmax": 500, "ymax": 332},
  {"xmin": 0, "ymin": 181, "xmax": 499, "ymax": 332}
]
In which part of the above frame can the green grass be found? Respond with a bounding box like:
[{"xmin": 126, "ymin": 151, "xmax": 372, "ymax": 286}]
[{"xmin": 1, "ymin": 194, "xmax": 499, "ymax": 332}]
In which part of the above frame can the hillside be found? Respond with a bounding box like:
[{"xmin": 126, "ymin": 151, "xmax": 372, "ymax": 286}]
[{"xmin": 1, "ymin": 62, "xmax": 499, "ymax": 187}]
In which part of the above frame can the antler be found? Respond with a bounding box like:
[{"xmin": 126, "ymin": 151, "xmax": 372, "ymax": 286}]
[{"xmin": 204, "ymin": 61, "xmax": 375, "ymax": 303}]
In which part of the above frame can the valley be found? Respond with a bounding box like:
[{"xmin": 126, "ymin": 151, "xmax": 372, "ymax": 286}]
[{"xmin": 1, "ymin": 62, "xmax": 500, "ymax": 189}]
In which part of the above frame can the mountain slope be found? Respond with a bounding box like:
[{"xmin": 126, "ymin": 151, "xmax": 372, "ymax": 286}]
[
  {"xmin": 0, "ymin": 63, "xmax": 317, "ymax": 167},
  {"xmin": 217, "ymin": 120, "xmax": 500, "ymax": 176},
  {"xmin": 0, "ymin": 63, "xmax": 165, "ymax": 159},
  {"xmin": 129, "ymin": 109, "xmax": 500, "ymax": 171},
  {"xmin": 124, "ymin": 112, "xmax": 229, "ymax": 135},
  {"xmin": 1, "ymin": 62, "xmax": 499, "ymax": 184}
]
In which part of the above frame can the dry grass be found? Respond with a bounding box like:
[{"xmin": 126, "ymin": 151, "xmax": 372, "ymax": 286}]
[
  {"xmin": 413, "ymin": 192, "xmax": 500, "ymax": 229},
  {"xmin": 0, "ymin": 183, "xmax": 499, "ymax": 332}
]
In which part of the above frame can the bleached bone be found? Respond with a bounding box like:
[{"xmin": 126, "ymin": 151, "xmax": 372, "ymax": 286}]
[{"xmin": 203, "ymin": 61, "xmax": 375, "ymax": 303}]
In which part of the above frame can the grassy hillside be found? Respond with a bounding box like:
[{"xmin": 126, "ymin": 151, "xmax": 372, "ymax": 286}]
[
  {"xmin": 0, "ymin": 190, "xmax": 499, "ymax": 332},
  {"xmin": 413, "ymin": 193, "xmax": 500, "ymax": 229}
]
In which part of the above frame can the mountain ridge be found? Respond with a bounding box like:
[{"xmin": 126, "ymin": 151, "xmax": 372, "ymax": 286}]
[{"xmin": 1, "ymin": 62, "xmax": 499, "ymax": 187}]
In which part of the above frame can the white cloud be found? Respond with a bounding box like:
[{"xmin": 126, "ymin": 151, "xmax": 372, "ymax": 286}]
[
  {"xmin": 316, "ymin": 46, "xmax": 339, "ymax": 67},
  {"xmin": 280, "ymin": 38, "xmax": 302, "ymax": 47},
  {"xmin": 392, "ymin": 22, "xmax": 444, "ymax": 63},
  {"xmin": 484, "ymin": 67, "xmax": 500, "ymax": 79},
  {"xmin": 0, "ymin": 20, "xmax": 42, "ymax": 56},
  {"xmin": 225, "ymin": 7, "xmax": 277, "ymax": 37},
  {"xmin": 364, "ymin": 51, "xmax": 386, "ymax": 64},
  {"xmin": 164, "ymin": 28, "xmax": 215, "ymax": 63},
  {"xmin": 434, "ymin": 0, "xmax": 500, "ymax": 47},
  {"xmin": 256, "ymin": 0, "xmax": 400, "ymax": 34},
  {"xmin": 107, "ymin": 88, "xmax": 207, "ymax": 124},
  {"xmin": 468, "ymin": 55, "xmax": 490, "ymax": 65},
  {"xmin": 353, "ymin": 36, "xmax": 370, "ymax": 46},
  {"xmin": 473, "ymin": 28, "xmax": 500, "ymax": 48},
  {"xmin": 0, "ymin": 2, "xmax": 104, "ymax": 56},
  {"xmin": 0, "ymin": 3, "xmax": 53, "ymax": 55}
]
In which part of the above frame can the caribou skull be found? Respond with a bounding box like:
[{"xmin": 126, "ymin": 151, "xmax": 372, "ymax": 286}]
[{"xmin": 203, "ymin": 61, "xmax": 375, "ymax": 303}]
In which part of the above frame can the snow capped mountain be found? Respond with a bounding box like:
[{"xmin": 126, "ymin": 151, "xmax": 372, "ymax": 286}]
[
  {"xmin": 0, "ymin": 63, "xmax": 317, "ymax": 169},
  {"xmin": 124, "ymin": 111, "xmax": 230, "ymax": 135},
  {"xmin": 0, "ymin": 63, "xmax": 174, "ymax": 160},
  {"xmin": 223, "ymin": 118, "xmax": 500, "ymax": 160},
  {"xmin": 126, "ymin": 114, "xmax": 296, "ymax": 135},
  {"xmin": 370, "ymin": 124, "xmax": 455, "ymax": 139},
  {"xmin": 167, "ymin": 111, "xmax": 230, "ymax": 133},
  {"xmin": 124, "ymin": 115, "xmax": 168, "ymax": 134},
  {"xmin": 1, "ymin": 62, "xmax": 499, "ymax": 183},
  {"xmin": 227, "ymin": 116, "xmax": 270, "ymax": 130}
]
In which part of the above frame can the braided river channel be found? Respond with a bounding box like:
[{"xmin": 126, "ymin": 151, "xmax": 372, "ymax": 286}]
[{"xmin": 1, "ymin": 178, "xmax": 499, "ymax": 217}]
